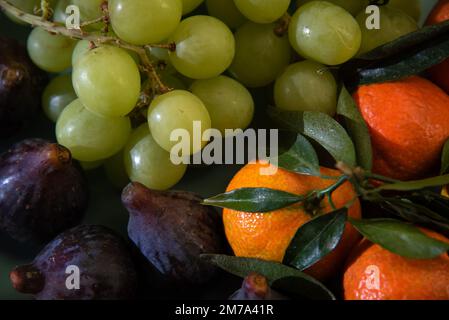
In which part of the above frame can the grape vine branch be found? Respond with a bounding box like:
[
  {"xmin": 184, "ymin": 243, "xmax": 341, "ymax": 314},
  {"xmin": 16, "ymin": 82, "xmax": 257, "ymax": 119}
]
[{"xmin": 0, "ymin": 0, "xmax": 174, "ymax": 97}]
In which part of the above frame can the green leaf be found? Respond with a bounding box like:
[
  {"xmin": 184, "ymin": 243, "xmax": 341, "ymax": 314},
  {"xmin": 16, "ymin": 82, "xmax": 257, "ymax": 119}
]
[
  {"xmin": 340, "ymin": 21, "xmax": 449, "ymax": 87},
  {"xmin": 349, "ymin": 218, "xmax": 449, "ymax": 259},
  {"xmin": 202, "ymin": 188, "xmax": 303, "ymax": 213},
  {"xmin": 201, "ymin": 254, "xmax": 335, "ymax": 300},
  {"xmin": 358, "ymin": 20, "xmax": 449, "ymax": 60},
  {"xmin": 284, "ymin": 208, "xmax": 347, "ymax": 271},
  {"xmin": 374, "ymin": 174, "xmax": 449, "ymax": 192},
  {"xmin": 268, "ymin": 108, "xmax": 357, "ymax": 167},
  {"xmin": 378, "ymin": 197, "xmax": 449, "ymax": 234},
  {"xmin": 337, "ymin": 86, "xmax": 373, "ymax": 170},
  {"xmin": 441, "ymin": 139, "xmax": 449, "ymax": 174},
  {"xmin": 277, "ymin": 134, "xmax": 320, "ymax": 176}
]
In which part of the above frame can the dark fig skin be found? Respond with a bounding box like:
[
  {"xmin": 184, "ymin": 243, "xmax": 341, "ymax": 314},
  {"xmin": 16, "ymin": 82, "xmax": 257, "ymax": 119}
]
[
  {"xmin": 229, "ymin": 273, "xmax": 287, "ymax": 300},
  {"xmin": 10, "ymin": 225, "xmax": 138, "ymax": 300},
  {"xmin": 122, "ymin": 182, "xmax": 225, "ymax": 286},
  {"xmin": 0, "ymin": 139, "xmax": 88, "ymax": 243},
  {"xmin": 0, "ymin": 36, "xmax": 48, "ymax": 136}
]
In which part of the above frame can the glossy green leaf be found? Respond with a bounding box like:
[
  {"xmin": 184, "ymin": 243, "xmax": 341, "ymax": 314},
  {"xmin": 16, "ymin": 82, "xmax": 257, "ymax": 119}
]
[
  {"xmin": 202, "ymin": 188, "xmax": 303, "ymax": 213},
  {"xmin": 441, "ymin": 139, "xmax": 449, "ymax": 174},
  {"xmin": 268, "ymin": 108, "xmax": 356, "ymax": 167},
  {"xmin": 337, "ymin": 86, "xmax": 373, "ymax": 170},
  {"xmin": 374, "ymin": 174, "xmax": 449, "ymax": 192},
  {"xmin": 277, "ymin": 134, "xmax": 320, "ymax": 176},
  {"xmin": 349, "ymin": 218, "xmax": 449, "ymax": 259},
  {"xmin": 201, "ymin": 254, "xmax": 335, "ymax": 300},
  {"xmin": 340, "ymin": 21, "xmax": 449, "ymax": 87},
  {"xmin": 284, "ymin": 208, "xmax": 347, "ymax": 271},
  {"xmin": 359, "ymin": 20, "xmax": 449, "ymax": 60}
]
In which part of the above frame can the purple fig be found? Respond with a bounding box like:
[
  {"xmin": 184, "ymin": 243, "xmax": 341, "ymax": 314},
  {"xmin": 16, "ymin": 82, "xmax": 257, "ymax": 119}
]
[
  {"xmin": 229, "ymin": 273, "xmax": 287, "ymax": 300},
  {"xmin": 0, "ymin": 36, "xmax": 47, "ymax": 136},
  {"xmin": 10, "ymin": 225, "xmax": 138, "ymax": 300},
  {"xmin": 0, "ymin": 139, "xmax": 88, "ymax": 243},
  {"xmin": 122, "ymin": 182, "xmax": 225, "ymax": 285}
]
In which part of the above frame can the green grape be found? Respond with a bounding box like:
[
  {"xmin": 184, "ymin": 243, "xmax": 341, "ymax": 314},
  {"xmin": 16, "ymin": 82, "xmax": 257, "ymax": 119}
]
[
  {"xmin": 104, "ymin": 150, "xmax": 129, "ymax": 189},
  {"xmin": 274, "ymin": 60, "xmax": 337, "ymax": 115},
  {"xmin": 80, "ymin": 159, "xmax": 104, "ymax": 171},
  {"xmin": 53, "ymin": 0, "xmax": 71, "ymax": 24},
  {"xmin": 27, "ymin": 27, "xmax": 77, "ymax": 73},
  {"xmin": 356, "ymin": 6, "xmax": 418, "ymax": 55},
  {"xmin": 168, "ymin": 15, "xmax": 235, "ymax": 79},
  {"xmin": 289, "ymin": 1, "xmax": 361, "ymax": 66},
  {"xmin": 72, "ymin": 45, "xmax": 141, "ymax": 117},
  {"xmin": 147, "ymin": 90, "xmax": 211, "ymax": 155},
  {"xmin": 229, "ymin": 22, "xmax": 291, "ymax": 88},
  {"xmin": 388, "ymin": 0, "xmax": 421, "ymax": 21},
  {"xmin": 206, "ymin": 0, "xmax": 246, "ymax": 29},
  {"xmin": 124, "ymin": 125, "xmax": 187, "ymax": 190},
  {"xmin": 181, "ymin": 0, "xmax": 204, "ymax": 14},
  {"xmin": 296, "ymin": 0, "xmax": 365, "ymax": 16},
  {"xmin": 42, "ymin": 74, "xmax": 77, "ymax": 122},
  {"xmin": 233, "ymin": 0, "xmax": 290, "ymax": 23},
  {"xmin": 5, "ymin": 0, "xmax": 39, "ymax": 25},
  {"xmin": 109, "ymin": 0, "xmax": 182, "ymax": 45},
  {"xmin": 56, "ymin": 99, "xmax": 131, "ymax": 162},
  {"xmin": 190, "ymin": 75, "xmax": 254, "ymax": 135},
  {"xmin": 72, "ymin": 0, "xmax": 103, "ymax": 21},
  {"xmin": 71, "ymin": 39, "xmax": 91, "ymax": 66}
]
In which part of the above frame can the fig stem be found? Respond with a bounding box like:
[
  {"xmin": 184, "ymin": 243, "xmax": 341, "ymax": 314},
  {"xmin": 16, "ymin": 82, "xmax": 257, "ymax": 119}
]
[{"xmin": 10, "ymin": 264, "xmax": 45, "ymax": 294}]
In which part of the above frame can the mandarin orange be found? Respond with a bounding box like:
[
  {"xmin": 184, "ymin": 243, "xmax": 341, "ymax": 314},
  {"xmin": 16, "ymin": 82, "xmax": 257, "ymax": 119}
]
[
  {"xmin": 223, "ymin": 162, "xmax": 361, "ymax": 281},
  {"xmin": 353, "ymin": 76, "xmax": 449, "ymax": 181},
  {"xmin": 343, "ymin": 229, "xmax": 449, "ymax": 300}
]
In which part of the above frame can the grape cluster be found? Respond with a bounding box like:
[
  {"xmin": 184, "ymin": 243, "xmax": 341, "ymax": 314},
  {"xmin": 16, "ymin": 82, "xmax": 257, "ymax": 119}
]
[{"xmin": 9, "ymin": 0, "xmax": 420, "ymax": 190}]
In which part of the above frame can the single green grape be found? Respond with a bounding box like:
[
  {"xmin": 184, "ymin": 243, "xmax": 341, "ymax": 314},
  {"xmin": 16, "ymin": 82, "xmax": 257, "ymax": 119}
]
[
  {"xmin": 229, "ymin": 22, "xmax": 291, "ymax": 88},
  {"xmin": 274, "ymin": 60, "xmax": 337, "ymax": 115},
  {"xmin": 289, "ymin": 1, "xmax": 361, "ymax": 66},
  {"xmin": 181, "ymin": 0, "xmax": 204, "ymax": 14},
  {"xmin": 53, "ymin": 0, "xmax": 71, "ymax": 24},
  {"xmin": 168, "ymin": 15, "xmax": 235, "ymax": 79},
  {"xmin": 72, "ymin": 39, "xmax": 91, "ymax": 66},
  {"xmin": 205, "ymin": 0, "xmax": 247, "ymax": 29},
  {"xmin": 388, "ymin": 0, "xmax": 421, "ymax": 21},
  {"xmin": 124, "ymin": 125, "xmax": 187, "ymax": 190},
  {"xmin": 296, "ymin": 0, "xmax": 365, "ymax": 16},
  {"xmin": 190, "ymin": 75, "xmax": 254, "ymax": 135},
  {"xmin": 109, "ymin": 0, "xmax": 182, "ymax": 45},
  {"xmin": 72, "ymin": 0, "xmax": 104, "ymax": 21},
  {"xmin": 56, "ymin": 99, "xmax": 131, "ymax": 162},
  {"xmin": 72, "ymin": 45, "xmax": 141, "ymax": 118},
  {"xmin": 80, "ymin": 159, "xmax": 104, "ymax": 171},
  {"xmin": 5, "ymin": 0, "xmax": 39, "ymax": 25},
  {"xmin": 147, "ymin": 90, "xmax": 211, "ymax": 156},
  {"xmin": 104, "ymin": 150, "xmax": 129, "ymax": 189},
  {"xmin": 42, "ymin": 74, "xmax": 77, "ymax": 122},
  {"xmin": 356, "ymin": 6, "xmax": 418, "ymax": 55},
  {"xmin": 233, "ymin": 0, "xmax": 290, "ymax": 23},
  {"xmin": 27, "ymin": 27, "xmax": 77, "ymax": 73}
]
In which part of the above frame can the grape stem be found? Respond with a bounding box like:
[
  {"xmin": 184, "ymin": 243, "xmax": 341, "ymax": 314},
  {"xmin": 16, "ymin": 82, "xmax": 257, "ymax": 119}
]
[{"xmin": 0, "ymin": 0, "xmax": 172, "ymax": 94}]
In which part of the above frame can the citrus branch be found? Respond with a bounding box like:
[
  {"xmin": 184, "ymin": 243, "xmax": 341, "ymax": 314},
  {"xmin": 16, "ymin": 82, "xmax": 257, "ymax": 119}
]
[{"xmin": 0, "ymin": 0, "xmax": 171, "ymax": 94}]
